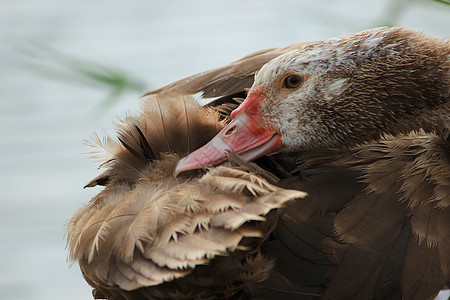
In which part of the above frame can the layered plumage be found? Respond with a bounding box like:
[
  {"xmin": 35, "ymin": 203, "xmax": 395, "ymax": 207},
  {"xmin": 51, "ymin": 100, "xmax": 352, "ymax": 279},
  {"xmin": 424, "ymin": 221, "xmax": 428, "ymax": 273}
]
[
  {"xmin": 67, "ymin": 26, "xmax": 449, "ymax": 300},
  {"xmin": 67, "ymin": 94, "xmax": 307, "ymax": 299}
]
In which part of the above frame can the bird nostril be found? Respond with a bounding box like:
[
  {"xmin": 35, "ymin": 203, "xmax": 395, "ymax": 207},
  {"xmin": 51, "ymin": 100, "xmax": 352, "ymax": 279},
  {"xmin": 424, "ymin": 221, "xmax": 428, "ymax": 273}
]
[{"xmin": 224, "ymin": 125, "xmax": 237, "ymax": 137}]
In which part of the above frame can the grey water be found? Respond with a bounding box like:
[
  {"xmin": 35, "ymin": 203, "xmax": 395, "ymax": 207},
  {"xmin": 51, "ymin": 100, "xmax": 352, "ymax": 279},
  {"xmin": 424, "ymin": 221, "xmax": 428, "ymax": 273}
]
[{"xmin": 1, "ymin": 0, "xmax": 449, "ymax": 299}]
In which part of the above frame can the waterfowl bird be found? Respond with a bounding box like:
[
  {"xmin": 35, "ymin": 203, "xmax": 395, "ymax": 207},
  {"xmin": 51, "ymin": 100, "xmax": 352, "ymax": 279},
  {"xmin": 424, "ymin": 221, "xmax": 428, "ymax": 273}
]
[{"xmin": 67, "ymin": 26, "xmax": 449, "ymax": 300}]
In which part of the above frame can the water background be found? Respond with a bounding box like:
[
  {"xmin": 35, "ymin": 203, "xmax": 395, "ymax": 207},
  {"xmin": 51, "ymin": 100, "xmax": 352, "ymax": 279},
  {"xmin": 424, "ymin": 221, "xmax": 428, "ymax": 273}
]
[{"xmin": 1, "ymin": 1, "xmax": 449, "ymax": 299}]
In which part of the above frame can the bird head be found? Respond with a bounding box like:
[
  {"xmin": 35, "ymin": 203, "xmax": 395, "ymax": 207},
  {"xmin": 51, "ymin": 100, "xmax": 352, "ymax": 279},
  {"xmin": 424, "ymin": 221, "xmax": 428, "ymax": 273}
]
[{"xmin": 175, "ymin": 26, "xmax": 449, "ymax": 175}]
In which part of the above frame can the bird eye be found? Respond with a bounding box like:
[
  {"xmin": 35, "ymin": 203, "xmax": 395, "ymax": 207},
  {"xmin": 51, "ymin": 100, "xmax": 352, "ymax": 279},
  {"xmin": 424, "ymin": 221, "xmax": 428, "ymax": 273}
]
[{"xmin": 282, "ymin": 75, "xmax": 303, "ymax": 89}]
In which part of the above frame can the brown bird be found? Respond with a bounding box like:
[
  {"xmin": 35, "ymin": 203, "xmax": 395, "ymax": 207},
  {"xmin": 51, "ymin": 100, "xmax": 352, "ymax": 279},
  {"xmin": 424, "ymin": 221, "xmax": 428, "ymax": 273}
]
[{"xmin": 67, "ymin": 26, "xmax": 450, "ymax": 300}]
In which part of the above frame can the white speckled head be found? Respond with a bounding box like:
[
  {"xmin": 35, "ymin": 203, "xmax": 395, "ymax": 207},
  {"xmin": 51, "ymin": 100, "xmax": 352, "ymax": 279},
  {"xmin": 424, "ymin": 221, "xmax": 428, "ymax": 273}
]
[
  {"xmin": 247, "ymin": 26, "xmax": 429, "ymax": 151},
  {"xmin": 175, "ymin": 26, "xmax": 448, "ymax": 174}
]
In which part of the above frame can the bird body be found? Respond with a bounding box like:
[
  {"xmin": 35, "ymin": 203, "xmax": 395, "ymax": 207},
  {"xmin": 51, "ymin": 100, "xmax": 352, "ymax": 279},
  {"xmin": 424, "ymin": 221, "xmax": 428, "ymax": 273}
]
[{"xmin": 67, "ymin": 26, "xmax": 449, "ymax": 299}]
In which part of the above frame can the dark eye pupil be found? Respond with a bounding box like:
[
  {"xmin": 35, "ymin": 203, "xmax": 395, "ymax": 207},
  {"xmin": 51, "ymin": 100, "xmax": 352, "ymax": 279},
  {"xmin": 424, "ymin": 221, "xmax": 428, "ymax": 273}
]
[{"xmin": 284, "ymin": 75, "xmax": 302, "ymax": 89}]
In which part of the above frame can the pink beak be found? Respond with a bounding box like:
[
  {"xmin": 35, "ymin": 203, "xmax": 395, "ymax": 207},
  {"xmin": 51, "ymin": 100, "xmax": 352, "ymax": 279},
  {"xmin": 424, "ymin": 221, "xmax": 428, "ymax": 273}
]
[{"xmin": 174, "ymin": 89, "xmax": 284, "ymax": 175}]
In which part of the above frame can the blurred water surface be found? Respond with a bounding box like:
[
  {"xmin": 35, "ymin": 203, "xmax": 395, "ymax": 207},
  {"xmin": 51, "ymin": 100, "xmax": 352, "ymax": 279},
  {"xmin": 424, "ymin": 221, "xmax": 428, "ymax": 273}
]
[{"xmin": 0, "ymin": 1, "xmax": 449, "ymax": 299}]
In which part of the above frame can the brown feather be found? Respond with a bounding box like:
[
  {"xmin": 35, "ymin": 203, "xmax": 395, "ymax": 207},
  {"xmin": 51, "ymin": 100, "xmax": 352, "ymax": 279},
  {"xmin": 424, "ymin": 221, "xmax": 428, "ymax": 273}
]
[
  {"xmin": 68, "ymin": 152, "xmax": 306, "ymax": 298},
  {"xmin": 83, "ymin": 93, "xmax": 228, "ymax": 189},
  {"xmin": 334, "ymin": 185, "xmax": 408, "ymax": 243},
  {"xmin": 68, "ymin": 27, "xmax": 450, "ymax": 299},
  {"xmin": 323, "ymin": 221, "xmax": 410, "ymax": 300},
  {"xmin": 402, "ymin": 235, "xmax": 447, "ymax": 300},
  {"xmin": 145, "ymin": 43, "xmax": 309, "ymax": 99}
]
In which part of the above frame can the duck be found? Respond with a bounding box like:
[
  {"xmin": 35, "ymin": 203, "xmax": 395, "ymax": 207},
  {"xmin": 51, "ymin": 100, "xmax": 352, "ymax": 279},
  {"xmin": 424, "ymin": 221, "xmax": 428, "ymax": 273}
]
[{"xmin": 67, "ymin": 26, "xmax": 449, "ymax": 300}]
